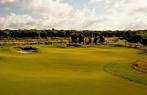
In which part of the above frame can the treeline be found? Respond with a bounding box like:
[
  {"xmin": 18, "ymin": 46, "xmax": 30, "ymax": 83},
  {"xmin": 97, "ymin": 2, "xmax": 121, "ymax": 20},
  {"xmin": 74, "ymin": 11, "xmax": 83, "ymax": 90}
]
[{"xmin": 0, "ymin": 29, "xmax": 147, "ymax": 45}]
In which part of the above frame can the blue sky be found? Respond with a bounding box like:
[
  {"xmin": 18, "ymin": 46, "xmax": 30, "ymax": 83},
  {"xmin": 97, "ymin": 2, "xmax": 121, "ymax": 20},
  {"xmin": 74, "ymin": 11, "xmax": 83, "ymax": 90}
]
[{"xmin": 0, "ymin": 0, "xmax": 147, "ymax": 30}]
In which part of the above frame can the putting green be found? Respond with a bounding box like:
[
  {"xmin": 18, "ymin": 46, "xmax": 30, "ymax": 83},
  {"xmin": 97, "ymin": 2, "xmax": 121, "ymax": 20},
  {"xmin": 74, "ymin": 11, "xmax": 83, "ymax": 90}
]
[{"xmin": 0, "ymin": 45, "xmax": 147, "ymax": 95}]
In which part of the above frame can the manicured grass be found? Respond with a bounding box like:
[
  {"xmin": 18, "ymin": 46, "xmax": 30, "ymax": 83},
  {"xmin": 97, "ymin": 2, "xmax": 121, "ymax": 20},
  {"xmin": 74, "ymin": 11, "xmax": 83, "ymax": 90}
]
[{"xmin": 0, "ymin": 45, "xmax": 147, "ymax": 95}]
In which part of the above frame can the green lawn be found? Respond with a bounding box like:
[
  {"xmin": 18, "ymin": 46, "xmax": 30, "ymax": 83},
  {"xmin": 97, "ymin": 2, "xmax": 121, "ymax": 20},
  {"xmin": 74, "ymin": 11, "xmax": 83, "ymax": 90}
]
[{"xmin": 0, "ymin": 45, "xmax": 147, "ymax": 95}]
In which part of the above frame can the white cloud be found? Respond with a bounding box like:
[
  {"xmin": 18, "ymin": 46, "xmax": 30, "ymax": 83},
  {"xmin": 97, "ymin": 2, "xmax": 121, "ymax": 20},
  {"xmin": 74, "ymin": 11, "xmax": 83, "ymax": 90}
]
[
  {"xmin": 0, "ymin": 0, "xmax": 15, "ymax": 4},
  {"xmin": 0, "ymin": 14, "xmax": 35, "ymax": 29},
  {"xmin": 0, "ymin": 0, "xmax": 147, "ymax": 30},
  {"xmin": 88, "ymin": 0, "xmax": 147, "ymax": 30}
]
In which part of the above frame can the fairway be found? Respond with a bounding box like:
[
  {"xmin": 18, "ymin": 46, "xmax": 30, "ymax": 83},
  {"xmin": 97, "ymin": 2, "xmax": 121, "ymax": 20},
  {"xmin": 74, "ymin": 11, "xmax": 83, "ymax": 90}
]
[{"xmin": 0, "ymin": 45, "xmax": 147, "ymax": 95}]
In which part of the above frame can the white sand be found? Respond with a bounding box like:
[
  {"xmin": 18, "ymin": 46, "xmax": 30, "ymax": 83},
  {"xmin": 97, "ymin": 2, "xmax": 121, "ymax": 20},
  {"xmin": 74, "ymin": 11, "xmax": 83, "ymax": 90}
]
[{"xmin": 17, "ymin": 50, "xmax": 33, "ymax": 54}]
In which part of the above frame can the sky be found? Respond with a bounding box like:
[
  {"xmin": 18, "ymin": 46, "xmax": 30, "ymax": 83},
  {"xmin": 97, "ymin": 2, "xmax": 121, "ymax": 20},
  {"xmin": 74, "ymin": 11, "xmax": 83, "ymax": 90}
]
[{"xmin": 0, "ymin": 0, "xmax": 147, "ymax": 30}]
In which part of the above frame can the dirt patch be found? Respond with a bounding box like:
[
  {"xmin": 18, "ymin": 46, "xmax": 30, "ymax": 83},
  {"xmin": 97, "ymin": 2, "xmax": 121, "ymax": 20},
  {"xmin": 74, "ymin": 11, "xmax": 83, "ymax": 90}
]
[{"xmin": 131, "ymin": 60, "xmax": 147, "ymax": 74}]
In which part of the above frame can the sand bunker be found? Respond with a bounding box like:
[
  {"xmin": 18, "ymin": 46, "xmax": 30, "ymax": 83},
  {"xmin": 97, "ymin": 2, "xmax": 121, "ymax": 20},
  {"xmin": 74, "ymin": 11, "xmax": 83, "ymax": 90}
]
[
  {"xmin": 16, "ymin": 47, "xmax": 38, "ymax": 54},
  {"xmin": 17, "ymin": 50, "xmax": 36, "ymax": 54}
]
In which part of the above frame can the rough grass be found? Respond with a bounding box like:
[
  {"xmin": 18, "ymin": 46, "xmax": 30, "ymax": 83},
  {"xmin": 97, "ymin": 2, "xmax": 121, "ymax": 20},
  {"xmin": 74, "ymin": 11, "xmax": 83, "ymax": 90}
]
[
  {"xmin": 0, "ymin": 45, "xmax": 147, "ymax": 95},
  {"xmin": 131, "ymin": 59, "xmax": 147, "ymax": 74}
]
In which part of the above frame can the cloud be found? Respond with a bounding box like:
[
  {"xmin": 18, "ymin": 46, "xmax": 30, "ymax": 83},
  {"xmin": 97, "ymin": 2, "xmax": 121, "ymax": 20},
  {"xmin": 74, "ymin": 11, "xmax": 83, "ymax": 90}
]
[
  {"xmin": 0, "ymin": 0, "xmax": 15, "ymax": 4},
  {"xmin": 0, "ymin": 0, "xmax": 147, "ymax": 30},
  {"xmin": 88, "ymin": 0, "xmax": 147, "ymax": 30},
  {"xmin": 0, "ymin": 14, "xmax": 35, "ymax": 29}
]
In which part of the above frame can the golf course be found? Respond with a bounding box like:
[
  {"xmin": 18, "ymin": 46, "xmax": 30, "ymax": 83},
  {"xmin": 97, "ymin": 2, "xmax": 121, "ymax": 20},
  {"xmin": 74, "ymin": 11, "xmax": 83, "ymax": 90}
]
[{"xmin": 0, "ymin": 45, "xmax": 147, "ymax": 95}]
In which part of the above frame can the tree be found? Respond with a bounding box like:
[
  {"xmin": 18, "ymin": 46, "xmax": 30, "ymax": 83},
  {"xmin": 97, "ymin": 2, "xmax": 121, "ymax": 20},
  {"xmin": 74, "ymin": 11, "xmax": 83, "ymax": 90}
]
[
  {"xmin": 71, "ymin": 34, "xmax": 78, "ymax": 43},
  {"xmin": 99, "ymin": 35, "xmax": 105, "ymax": 43},
  {"xmin": 78, "ymin": 33, "xmax": 84, "ymax": 44},
  {"xmin": 94, "ymin": 36, "xmax": 99, "ymax": 44},
  {"xmin": 140, "ymin": 39, "xmax": 147, "ymax": 45},
  {"xmin": 127, "ymin": 35, "xmax": 142, "ymax": 43}
]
